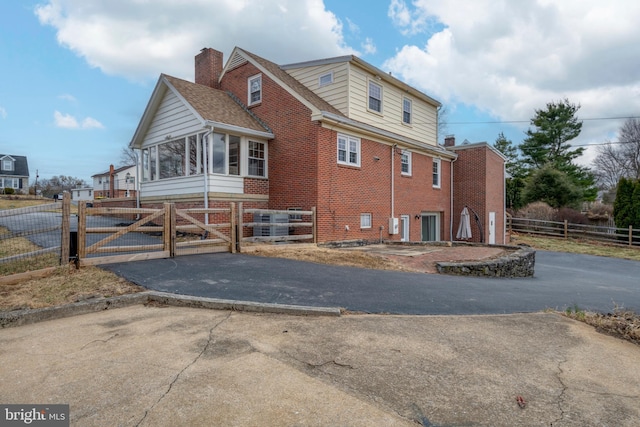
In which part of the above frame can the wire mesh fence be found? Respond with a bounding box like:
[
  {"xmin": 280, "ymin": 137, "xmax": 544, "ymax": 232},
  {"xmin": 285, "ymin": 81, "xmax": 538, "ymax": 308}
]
[{"xmin": 0, "ymin": 200, "xmax": 68, "ymax": 276}]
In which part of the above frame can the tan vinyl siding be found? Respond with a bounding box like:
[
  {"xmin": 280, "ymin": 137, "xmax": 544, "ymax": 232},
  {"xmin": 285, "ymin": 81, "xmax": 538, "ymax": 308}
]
[
  {"xmin": 285, "ymin": 63, "xmax": 350, "ymax": 115},
  {"xmin": 347, "ymin": 65, "xmax": 438, "ymax": 146},
  {"xmin": 141, "ymin": 90, "xmax": 202, "ymax": 147}
]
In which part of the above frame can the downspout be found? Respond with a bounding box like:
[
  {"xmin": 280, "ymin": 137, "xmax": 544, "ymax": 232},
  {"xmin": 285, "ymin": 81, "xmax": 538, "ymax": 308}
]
[
  {"xmin": 391, "ymin": 144, "xmax": 396, "ymax": 220},
  {"xmin": 134, "ymin": 151, "xmax": 140, "ymax": 210},
  {"xmin": 450, "ymin": 155, "xmax": 457, "ymax": 242},
  {"xmin": 503, "ymin": 161, "xmax": 507, "ymax": 244},
  {"xmin": 202, "ymin": 127, "xmax": 214, "ymax": 224}
]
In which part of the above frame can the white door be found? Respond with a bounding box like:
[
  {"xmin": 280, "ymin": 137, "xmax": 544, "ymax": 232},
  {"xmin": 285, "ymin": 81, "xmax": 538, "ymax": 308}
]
[
  {"xmin": 489, "ymin": 212, "xmax": 496, "ymax": 244},
  {"xmin": 400, "ymin": 215, "xmax": 409, "ymax": 242}
]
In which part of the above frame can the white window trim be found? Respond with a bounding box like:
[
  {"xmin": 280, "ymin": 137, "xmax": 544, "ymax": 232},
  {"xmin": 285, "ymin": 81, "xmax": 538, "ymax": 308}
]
[
  {"xmin": 337, "ymin": 133, "xmax": 361, "ymax": 167},
  {"xmin": 401, "ymin": 150, "xmax": 412, "ymax": 176},
  {"xmin": 367, "ymin": 79, "xmax": 383, "ymax": 114},
  {"xmin": 2, "ymin": 159, "xmax": 13, "ymax": 171},
  {"xmin": 246, "ymin": 140, "xmax": 267, "ymax": 178},
  {"xmin": 248, "ymin": 74, "xmax": 262, "ymax": 106},
  {"xmin": 432, "ymin": 158, "xmax": 441, "ymax": 188},
  {"xmin": 402, "ymin": 97, "xmax": 412, "ymax": 125},
  {"xmin": 360, "ymin": 213, "xmax": 372, "ymax": 229},
  {"xmin": 318, "ymin": 72, "xmax": 333, "ymax": 87}
]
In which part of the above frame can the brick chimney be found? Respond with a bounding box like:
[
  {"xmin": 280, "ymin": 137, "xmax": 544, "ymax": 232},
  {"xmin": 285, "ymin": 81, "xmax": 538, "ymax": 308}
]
[
  {"xmin": 444, "ymin": 135, "xmax": 456, "ymax": 147},
  {"xmin": 195, "ymin": 48, "xmax": 223, "ymax": 89}
]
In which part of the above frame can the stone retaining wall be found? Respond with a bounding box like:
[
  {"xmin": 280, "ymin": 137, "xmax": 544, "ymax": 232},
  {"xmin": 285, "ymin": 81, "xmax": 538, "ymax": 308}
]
[{"xmin": 436, "ymin": 244, "xmax": 535, "ymax": 278}]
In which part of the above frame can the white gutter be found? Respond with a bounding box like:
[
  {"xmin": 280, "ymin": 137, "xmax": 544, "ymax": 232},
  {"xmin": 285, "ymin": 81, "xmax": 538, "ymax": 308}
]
[
  {"xmin": 449, "ymin": 155, "xmax": 458, "ymax": 242},
  {"xmin": 203, "ymin": 120, "xmax": 274, "ymax": 140},
  {"xmin": 318, "ymin": 111, "xmax": 456, "ymax": 160}
]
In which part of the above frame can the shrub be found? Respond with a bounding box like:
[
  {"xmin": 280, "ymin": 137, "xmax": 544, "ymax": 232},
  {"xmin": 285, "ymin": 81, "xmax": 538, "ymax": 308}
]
[
  {"xmin": 3, "ymin": 187, "xmax": 15, "ymax": 195},
  {"xmin": 586, "ymin": 203, "xmax": 613, "ymax": 222},
  {"xmin": 517, "ymin": 201, "xmax": 556, "ymax": 221},
  {"xmin": 555, "ymin": 207, "xmax": 588, "ymax": 224}
]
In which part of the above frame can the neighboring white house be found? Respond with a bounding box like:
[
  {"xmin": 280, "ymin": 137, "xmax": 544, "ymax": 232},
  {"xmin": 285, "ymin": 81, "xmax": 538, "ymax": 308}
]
[
  {"xmin": 91, "ymin": 164, "xmax": 137, "ymax": 199},
  {"xmin": 72, "ymin": 187, "xmax": 94, "ymax": 201}
]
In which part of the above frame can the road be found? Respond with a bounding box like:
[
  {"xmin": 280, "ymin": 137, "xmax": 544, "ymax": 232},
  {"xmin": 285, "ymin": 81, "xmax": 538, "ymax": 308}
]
[{"xmin": 103, "ymin": 250, "xmax": 640, "ymax": 315}]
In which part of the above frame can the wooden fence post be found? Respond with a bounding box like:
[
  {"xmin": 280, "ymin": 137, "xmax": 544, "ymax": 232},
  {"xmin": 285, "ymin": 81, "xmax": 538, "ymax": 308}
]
[
  {"xmin": 60, "ymin": 192, "xmax": 71, "ymax": 265},
  {"xmin": 237, "ymin": 202, "xmax": 243, "ymax": 252},
  {"xmin": 165, "ymin": 203, "xmax": 174, "ymax": 257},
  {"xmin": 564, "ymin": 220, "xmax": 568, "ymax": 239},
  {"xmin": 312, "ymin": 206, "xmax": 317, "ymax": 244},
  {"xmin": 77, "ymin": 202, "xmax": 87, "ymax": 261},
  {"xmin": 230, "ymin": 202, "xmax": 236, "ymax": 254},
  {"xmin": 630, "ymin": 225, "xmax": 633, "ymax": 247}
]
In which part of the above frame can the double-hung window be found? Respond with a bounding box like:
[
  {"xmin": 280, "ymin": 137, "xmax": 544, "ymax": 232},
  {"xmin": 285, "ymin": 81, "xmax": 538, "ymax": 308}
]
[
  {"xmin": 432, "ymin": 158, "xmax": 441, "ymax": 188},
  {"xmin": 248, "ymin": 74, "xmax": 262, "ymax": 105},
  {"xmin": 337, "ymin": 134, "xmax": 360, "ymax": 167},
  {"xmin": 401, "ymin": 150, "xmax": 411, "ymax": 175},
  {"xmin": 2, "ymin": 159, "xmax": 13, "ymax": 171},
  {"xmin": 248, "ymin": 141, "xmax": 266, "ymax": 177},
  {"xmin": 402, "ymin": 98, "xmax": 412, "ymax": 124},
  {"xmin": 368, "ymin": 80, "xmax": 382, "ymax": 113}
]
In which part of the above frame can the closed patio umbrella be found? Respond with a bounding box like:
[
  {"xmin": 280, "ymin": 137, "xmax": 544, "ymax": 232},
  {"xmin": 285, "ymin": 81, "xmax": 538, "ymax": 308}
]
[{"xmin": 456, "ymin": 207, "xmax": 472, "ymax": 240}]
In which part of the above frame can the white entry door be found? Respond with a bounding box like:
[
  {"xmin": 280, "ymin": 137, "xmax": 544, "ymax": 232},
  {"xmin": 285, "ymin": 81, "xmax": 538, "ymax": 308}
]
[
  {"xmin": 489, "ymin": 212, "xmax": 496, "ymax": 244},
  {"xmin": 400, "ymin": 215, "xmax": 410, "ymax": 242}
]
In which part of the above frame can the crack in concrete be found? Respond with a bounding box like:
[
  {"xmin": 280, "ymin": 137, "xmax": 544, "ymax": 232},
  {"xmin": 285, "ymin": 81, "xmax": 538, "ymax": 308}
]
[
  {"xmin": 550, "ymin": 357, "xmax": 569, "ymax": 427},
  {"xmin": 80, "ymin": 333, "xmax": 119, "ymax": 350},
  {"xmin": 134, "ymin": 312, "xmax": 232, "ymax": 427}
]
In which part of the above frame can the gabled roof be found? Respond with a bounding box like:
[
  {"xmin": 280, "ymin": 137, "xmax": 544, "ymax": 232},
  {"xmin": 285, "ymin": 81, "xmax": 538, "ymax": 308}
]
[
  {"xmin": 281, "ymin": 55, "xmax": 441, "ymax": 108},
  {"xmin": 130, "ymin": 74, "xmax": 274, "ymax": 148},
  {"xmin": 92, "ymin": 164, "xmax": 136, "ymax": 178},
  {"xmin": 220, "ymin": 47, "xmax": 454, "ymax": 159},
  {"xmin": 0, "ymin": 154, "xmax": 29, "ymax": 177}
]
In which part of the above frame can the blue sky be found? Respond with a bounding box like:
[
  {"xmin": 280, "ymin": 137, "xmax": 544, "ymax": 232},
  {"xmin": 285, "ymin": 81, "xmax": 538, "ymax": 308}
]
[{"xmin": 1, "ymin": 0, "xmax": 639, "ymax": 184}]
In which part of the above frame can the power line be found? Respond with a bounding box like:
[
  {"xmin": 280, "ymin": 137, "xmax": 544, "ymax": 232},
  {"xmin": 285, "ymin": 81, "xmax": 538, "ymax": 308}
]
[{"xmin": 446, "ymin": 116, "xmax": 640, "ymax": 126}]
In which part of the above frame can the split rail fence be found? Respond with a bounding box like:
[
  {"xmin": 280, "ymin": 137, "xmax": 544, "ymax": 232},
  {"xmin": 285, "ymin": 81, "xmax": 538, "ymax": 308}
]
[
  {"xmin": 1, "ymin": 194, "xmax": 316, "ymax": 283},
  {"xmin": 508, "ymin": 217, "xmax": 640, "ymax": 247}
]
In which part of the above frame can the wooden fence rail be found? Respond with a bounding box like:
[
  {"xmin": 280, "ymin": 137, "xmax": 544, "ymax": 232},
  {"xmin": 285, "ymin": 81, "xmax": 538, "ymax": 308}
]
[{"xmin": 509, "ymin": 217, "xmax": 640, "ymax": 247}]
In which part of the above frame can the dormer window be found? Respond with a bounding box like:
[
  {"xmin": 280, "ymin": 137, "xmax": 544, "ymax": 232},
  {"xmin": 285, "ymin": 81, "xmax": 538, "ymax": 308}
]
[
  {"xmin": 2, "ymin": 158, "xmax": 13, "ymax": 171},
  {"xmin": 248, "ymin": 74, "xmax": 262, "ymax": 105}
]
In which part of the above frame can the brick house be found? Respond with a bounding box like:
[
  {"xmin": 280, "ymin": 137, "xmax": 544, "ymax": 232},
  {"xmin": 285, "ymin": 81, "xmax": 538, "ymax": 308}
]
[
  {"xmin": 0, "ymin": 154, "xmax": 29, "ymax": 195},
  {"xmin": 91, "ymin": 164, "xmax": 137, "ymax": 199},
  {"xmin": 129, "ymin": 47, "xmax": 505, "ymax": 244}
]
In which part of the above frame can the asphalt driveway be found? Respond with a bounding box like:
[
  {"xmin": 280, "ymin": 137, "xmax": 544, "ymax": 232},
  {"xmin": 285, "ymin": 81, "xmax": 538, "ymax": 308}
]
[{"xmin": 103, "ymin": 250, "xmax": 640, "ymax": 315}]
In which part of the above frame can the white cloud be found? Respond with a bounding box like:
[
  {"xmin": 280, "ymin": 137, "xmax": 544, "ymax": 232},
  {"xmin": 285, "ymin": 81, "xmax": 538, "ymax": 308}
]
[
  {"xmin": 383, "ymin": 0, "xmax": 640, "ymax": 157},
  {"xmin": 58, "ymin": 94, "xmax": 77, "ymax": 102},
  {"xmin": 81, "ymin": 117, "xmax": 104, "ymax": 129},
  {"xmin": 362, "ymin": 38, "xmax": 376, "ymax": 55},
  {"xmin": 54, "ymin": 111, "xmax": 79, "ymax": 128},
  {"xmin": 54, "ymin": 111, "xmax": 104, "ymax": 129},
  {"xmin": 0, "ymin": 106, "xmax": 6, "ymax": 119},
  {"xmin": 35, "ymin": 0, "xmax": 355, "ymax": 82}
]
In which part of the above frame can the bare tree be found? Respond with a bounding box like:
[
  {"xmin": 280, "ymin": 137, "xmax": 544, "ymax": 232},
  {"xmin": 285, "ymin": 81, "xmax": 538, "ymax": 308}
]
[
  {"xmin": 118, "ymin": 146, "xmax": 137, "ymax": 167},
  {"xmin": 592, "ymin": 118, "xmax": 640, "ymax": 189}
]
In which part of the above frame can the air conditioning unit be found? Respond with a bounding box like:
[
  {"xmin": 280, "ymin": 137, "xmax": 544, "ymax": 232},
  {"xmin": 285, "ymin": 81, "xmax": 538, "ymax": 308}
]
[{"xmin": 253, "ymin": 213, "xmax": 289, "ymax": 237}]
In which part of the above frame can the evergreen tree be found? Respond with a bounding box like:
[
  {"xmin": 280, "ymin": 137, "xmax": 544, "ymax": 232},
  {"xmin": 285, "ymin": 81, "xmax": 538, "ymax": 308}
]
[
  {"xmin": 493, "ymin": 132, "xmax": 525, "ymax": 210},
  {"xmin": 613, "ymin": 177, "xmax": 635, "ymax": 228},
  {"xmin": 522, "ymin": 165, "xmax": 582, "ymax": 209},
  {"xmin": 519, "ymin": 98, "xmax": 597, "ymax": 201}
]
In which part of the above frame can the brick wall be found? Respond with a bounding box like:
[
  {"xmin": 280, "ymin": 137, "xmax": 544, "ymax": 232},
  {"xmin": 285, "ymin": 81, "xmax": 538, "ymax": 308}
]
[
  {"xmin": 220, "ymin": 60, "xmax": 453, "ymax": 243},
  {"xmin": 451, "ymin": 144, "xmax": 505, "ymax": 244}
]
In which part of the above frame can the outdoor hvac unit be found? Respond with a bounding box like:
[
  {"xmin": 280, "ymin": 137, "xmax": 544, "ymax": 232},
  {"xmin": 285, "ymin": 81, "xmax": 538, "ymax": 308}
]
[{"xmin": 253, "ymin": 213, "xmax": 289, "ymax": 237}]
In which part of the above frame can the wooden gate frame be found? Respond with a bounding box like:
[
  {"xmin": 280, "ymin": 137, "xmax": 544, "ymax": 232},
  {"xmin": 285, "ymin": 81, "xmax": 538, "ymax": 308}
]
[
  {"xmin": 77, "ymin": 203, "xmax": 171, "ymax": 266},
  {"xmin": 172, "ymin": 204, "xmax": 236, "ymax": 256}
]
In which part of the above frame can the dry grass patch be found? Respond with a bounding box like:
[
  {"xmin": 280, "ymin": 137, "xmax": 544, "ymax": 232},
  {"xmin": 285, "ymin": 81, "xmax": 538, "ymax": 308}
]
[
  {"xmin": 0, "ymin": 197, "xmax": 52, "ymax": 210},
  {"xmin": 511, "ymin": 233, "xmax": 640, "ymax": 261},
  {"xmin": 0, "ymin": 266, "xmax": 144, "ymax": 311},
  {"xmin": 247, "ymin": 244, "xmax": 415, "ymax": 272},
  {"xmin": 564, "ymin": 306, "xmax": 640, "ymax": 346}
]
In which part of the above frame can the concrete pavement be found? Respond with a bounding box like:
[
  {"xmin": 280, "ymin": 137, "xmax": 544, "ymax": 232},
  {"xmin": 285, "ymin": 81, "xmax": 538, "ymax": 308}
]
[{"xmin": 1, "ymin": 304, "xmax": 639, "ymax": 426}]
